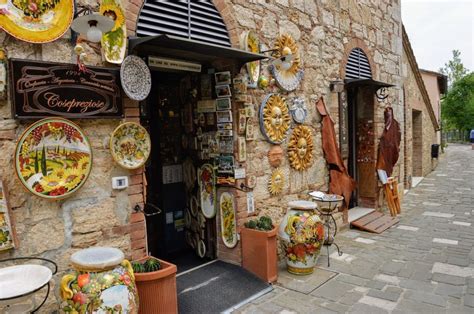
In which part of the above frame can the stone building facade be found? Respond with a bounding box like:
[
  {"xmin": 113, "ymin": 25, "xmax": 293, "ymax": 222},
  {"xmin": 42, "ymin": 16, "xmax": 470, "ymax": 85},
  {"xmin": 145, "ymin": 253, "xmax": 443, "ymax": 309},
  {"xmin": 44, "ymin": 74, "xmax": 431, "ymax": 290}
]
[
  {"xmin": 401, "ymin": 27, "xmax": 439, "ymax": 182},
  {"xmin": 0, "ymin": 0, "xmax": 435, "ymax": 310},
  {"xmin": 420, "ymin": 69, "xmax": 447, "ymax": 144}
]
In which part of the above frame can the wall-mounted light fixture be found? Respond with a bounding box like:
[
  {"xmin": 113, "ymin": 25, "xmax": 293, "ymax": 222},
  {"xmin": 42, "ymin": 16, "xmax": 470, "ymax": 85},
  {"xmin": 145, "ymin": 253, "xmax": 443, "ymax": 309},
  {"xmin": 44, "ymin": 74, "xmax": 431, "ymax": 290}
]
[
  {"xmin": 71, "ymin": 12, "xmax": 114, "ymax": 43},
  {"xmin": 329, "ymin": 78, "xmax": 345, "ymax": 93}
]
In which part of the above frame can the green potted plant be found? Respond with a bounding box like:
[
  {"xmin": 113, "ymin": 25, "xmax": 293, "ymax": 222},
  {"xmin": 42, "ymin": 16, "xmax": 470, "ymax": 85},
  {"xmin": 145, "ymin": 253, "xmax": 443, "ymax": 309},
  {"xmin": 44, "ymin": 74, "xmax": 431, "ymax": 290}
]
[
  {"xmin": 132, "ymin": 256, "xmax": 178, "ymax": 314},
  {"xmin": 241, "ymin": 216, "xmax": 278, "ymax": 283}
]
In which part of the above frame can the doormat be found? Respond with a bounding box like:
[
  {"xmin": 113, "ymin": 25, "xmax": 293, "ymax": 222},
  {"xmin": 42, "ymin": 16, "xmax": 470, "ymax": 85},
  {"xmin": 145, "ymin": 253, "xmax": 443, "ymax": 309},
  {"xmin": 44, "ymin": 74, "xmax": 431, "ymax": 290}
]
[
  {"xmin": 350, "ymin": 211, "xmax": 399, "ymax": 234},
  {"xmin": 177, "ymin": 260, "xmax": 272, "ymax": 313}
]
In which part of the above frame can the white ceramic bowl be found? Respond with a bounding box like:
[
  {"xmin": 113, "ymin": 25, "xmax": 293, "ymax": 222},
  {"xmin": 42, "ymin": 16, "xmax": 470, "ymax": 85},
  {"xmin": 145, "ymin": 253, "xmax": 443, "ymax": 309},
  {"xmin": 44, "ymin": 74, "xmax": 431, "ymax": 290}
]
[{"xmin": 0, "ymin": 264, "xmax": 52, "ymax": 300}]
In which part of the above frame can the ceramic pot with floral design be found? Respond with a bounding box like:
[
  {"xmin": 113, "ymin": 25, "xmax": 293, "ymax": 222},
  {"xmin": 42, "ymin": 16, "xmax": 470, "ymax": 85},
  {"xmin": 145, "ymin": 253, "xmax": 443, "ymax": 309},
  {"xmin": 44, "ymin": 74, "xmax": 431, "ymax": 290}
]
[
  {"xmin": 279, "ymin": 200, "xmax": 324, "ymax": 275},
  {"xmin": 60, "ymin": 247, "xmax": 138, "ymax": 313}
]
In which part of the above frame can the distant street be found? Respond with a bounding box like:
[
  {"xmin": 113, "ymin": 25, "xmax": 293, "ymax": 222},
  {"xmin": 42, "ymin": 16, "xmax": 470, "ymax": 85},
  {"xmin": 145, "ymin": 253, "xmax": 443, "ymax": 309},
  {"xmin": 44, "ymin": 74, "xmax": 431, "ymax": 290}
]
[{"xmin": 237, "ymin": 144, "xmax": 474, "ymax": 313}]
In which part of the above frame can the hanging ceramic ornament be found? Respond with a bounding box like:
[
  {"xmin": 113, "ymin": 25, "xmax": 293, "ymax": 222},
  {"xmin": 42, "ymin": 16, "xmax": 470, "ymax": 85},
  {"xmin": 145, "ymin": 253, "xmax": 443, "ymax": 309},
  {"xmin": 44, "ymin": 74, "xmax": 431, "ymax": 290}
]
[
  {"xmin": 259, "ymin": 94, "xmax": 291, "ymax": 144},
  {"xmin": 267, "ymin": 145, "xmax": 284, "ymax": 167},
  {"xmin": 268, "ymin": 168, "xmax": 285, "ymax": 196},
  {"xmin": 120, "ymin": 55, "xmax": 152, "ymax": 101},
  {"xmin": 100, "ymin": 0, "xmax": 127, "ymax": 64},
  {"xmin": 290, "ymin": 97, "xmax": 307, "ymax": 124},
  {"xmin": 269, "ymin": 34, "xmax": 304, "ymax": 92},
  {"xmin": 288, "ymin": 125, "xmax": 314, "ymax": 171},
  {"xmin": 219, "ymin": 192, "xmax": 237, "ymax": 248},
  {"xmin": 198, "ymin": 164, "xmax": 216, "ymax": 219},
  {"xmin": 240, "ymin": 31, "xmax": 261, "ymax": 88},
  {"xmin": 0, "ymin": 0, "xmax": 73, "ymax": 43}
]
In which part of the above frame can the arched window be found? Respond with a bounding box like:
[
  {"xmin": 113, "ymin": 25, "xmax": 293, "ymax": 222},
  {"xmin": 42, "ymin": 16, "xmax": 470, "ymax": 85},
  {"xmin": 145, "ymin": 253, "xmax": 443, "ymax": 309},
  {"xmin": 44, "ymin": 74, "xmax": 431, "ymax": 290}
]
[
  {"xmin": 137, "ymin": 1, "xmax": 231, "ymax": 47},
  {"xmin": 345, "ymin": 48, "xmax": 372, "ymax": 79}
]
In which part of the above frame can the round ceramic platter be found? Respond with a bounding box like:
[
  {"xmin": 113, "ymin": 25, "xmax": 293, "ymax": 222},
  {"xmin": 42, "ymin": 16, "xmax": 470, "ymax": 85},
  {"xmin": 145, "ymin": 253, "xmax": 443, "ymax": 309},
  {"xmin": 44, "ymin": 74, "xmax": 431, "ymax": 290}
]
[
  {"xmin": 240, "ymin": 30, "xmax": 260, "ymax": 88},
  {"xmin": 219, "ymin": 192, "xmax": 237, "ymax": 248},
  {"xmin": 198, "ymin": 164, "xmax": 216, "ymax": 219},
  {"xmin": 100, "ymin": 0, "xmax": 127, "ymax": 64},
  {"xmin": 190, "ymin": 195, "xmax": 199, "ymax": 217},
  {"xmin": 120, "ymin": 55, "xmax": 151, "ymax": 101},
  {"xmin": 110, "ymin": 122, "xmax": 151, "ymax": 169},
  {"xmin": 197, "ymin": 240, "xmax": 206, "ymax": 258},
  {"xmin": 0, "ymin": 0, "xmax": 73, "ymax": 43},
  {"xmin": 15, "ymin": 118, "xmax": 92, "ymax": 200},
  {"xmin": 185, "ymin": 209, "xmax": 192, "ymax": 228}
]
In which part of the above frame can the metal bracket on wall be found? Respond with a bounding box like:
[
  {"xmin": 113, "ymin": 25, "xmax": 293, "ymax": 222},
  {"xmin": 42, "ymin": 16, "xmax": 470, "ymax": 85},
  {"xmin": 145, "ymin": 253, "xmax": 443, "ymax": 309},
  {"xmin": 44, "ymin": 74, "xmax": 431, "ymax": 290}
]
[{"xmin": 134, "ymin": 204, "xmax": 161, "ymax": 217}]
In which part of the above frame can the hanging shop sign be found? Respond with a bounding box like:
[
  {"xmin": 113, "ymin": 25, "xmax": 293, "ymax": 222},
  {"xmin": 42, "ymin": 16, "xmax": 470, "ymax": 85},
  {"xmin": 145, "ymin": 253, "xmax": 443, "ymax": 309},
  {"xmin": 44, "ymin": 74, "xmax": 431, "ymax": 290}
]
[
  {"xmin": 148, "ymin": 56, "xmax": 202, "ymax": 73},
  {"xmin": 10, "ymin": 59, "xmax": 123, "ymax": 119}
]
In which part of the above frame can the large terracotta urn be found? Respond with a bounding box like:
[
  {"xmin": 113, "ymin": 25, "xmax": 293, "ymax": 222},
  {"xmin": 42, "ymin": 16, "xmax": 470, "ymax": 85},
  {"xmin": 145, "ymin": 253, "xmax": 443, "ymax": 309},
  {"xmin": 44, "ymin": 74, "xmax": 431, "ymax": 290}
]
[
  {"xmin": 279, "ymin": 200, "xmax": 325, "ymax": 275},
  {"xmin": 60, "ymin": 247, "xmax": 138, "ymax": 313}
]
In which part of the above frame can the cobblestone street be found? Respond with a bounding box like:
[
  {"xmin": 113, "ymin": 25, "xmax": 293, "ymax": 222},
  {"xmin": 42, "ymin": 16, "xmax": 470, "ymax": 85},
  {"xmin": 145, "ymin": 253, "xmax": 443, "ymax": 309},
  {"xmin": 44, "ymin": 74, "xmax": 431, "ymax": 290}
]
[{"xmin": 236, "ymin": 144, "xmax": 474, "ymax": 313}]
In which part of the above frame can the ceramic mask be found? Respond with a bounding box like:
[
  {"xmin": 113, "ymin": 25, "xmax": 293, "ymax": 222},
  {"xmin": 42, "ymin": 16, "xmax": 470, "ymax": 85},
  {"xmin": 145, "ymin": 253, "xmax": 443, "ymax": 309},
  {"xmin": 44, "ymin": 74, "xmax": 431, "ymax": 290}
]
[
  {"xmin": 260, "ymin": 94, "xmax": 291, "ymax": 144},
  {"xmin": 288, "ymin": 125, "xmax": 314, "ymax": 171}
]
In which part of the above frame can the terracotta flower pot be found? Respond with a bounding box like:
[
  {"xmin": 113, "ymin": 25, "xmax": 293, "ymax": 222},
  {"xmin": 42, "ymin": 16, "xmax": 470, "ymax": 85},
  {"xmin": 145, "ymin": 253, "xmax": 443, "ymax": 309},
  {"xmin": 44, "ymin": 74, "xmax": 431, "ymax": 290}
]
[
  {"xmin": 241, "ymin": 227, "xmax": 278, "ymax": 283},
  {"xmin": 134, "ymin": 257, "xmax": 178, "ymax": 314}
]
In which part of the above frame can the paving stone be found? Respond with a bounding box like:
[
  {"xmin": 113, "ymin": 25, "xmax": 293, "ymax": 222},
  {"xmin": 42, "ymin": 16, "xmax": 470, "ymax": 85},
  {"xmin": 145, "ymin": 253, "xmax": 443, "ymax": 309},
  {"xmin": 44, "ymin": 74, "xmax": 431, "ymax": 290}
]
[
  {"xmin": 319, "ymin": 301, "xmax": 350, "ymax": 313},
  {"xmin": 310, "ymin": 280, "xmax": 354, "ymax": 302},
  {"xmin": 448, "ymin": 256, "xmax": 471, "ymax": 267},
  {"xmin": 464, "ymin": 295, "xmax": 474, "ymax": 308},
  {"xmin": 380, "ymin": 261, "xmax": 404, "ymax": 275},
  {"xmin": 435, "ymin": 283, "xmax": 464, "ymax": 298},
  {"xmin": 357, "ymin": 296, "xmax": 397, "ymax": 311},
  {"xmin": 393, "ymin": 299, "xmax": 447, "ymax": 314},
  {"xmin": 404, "ymin": 290, "xmax": 447, "ymax": 307},
  {"xmin": 367, "ymin": 288, "xmax": 401, "ymax": 302},
  {"xmin": 335, "ymin": 274, "xmax": 369, "ymax": 287},
  {"xmin": 432, "ymin": 273, "xmax": 467, "ymax": 286},
  {"xmin": 339, "ymin": 292, "xmax": 363, "ymax": 306},
  {"xmin": 399, "ymin": 278, "xmax": 436, "ymax": 292},
  {"xmin": 365, "ymin": 280, "xmax": 386, "ymax": 290},
  {"xmin": 349, "ymin": 302, "xmax": 389, "ymax": 314}
]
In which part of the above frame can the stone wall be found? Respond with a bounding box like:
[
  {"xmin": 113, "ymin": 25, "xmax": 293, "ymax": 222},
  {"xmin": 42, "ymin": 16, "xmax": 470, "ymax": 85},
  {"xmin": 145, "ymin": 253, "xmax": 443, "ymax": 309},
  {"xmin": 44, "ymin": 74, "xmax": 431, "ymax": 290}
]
[{"xmin": 0, "ymin": 5, "xmax": 146, "ymax": 310}]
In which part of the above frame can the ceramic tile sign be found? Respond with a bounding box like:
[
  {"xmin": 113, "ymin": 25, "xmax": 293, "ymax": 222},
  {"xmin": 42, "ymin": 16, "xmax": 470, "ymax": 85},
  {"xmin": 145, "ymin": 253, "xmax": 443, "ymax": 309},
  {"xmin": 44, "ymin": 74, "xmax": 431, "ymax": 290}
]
[
  {"xmin": 247, "ymin": 192, "xmax": 255, "ymax": 214},
  {"xmin": 198, "ymin": 164, "xmax": 216, "ymax": 219},
  {"xmin": 0, "ymin": 180, "xmax": 15, "ymax": 251},
  {"xmin": 246, "ymin": 119, "xmax": 257, "ymax": 141},
  {"xmin": 238, "ymin": 109, "xmax": 247, "ymax": 135},
  {"xmin": 219, "ymin": 191, "xmax": 238, "ymax": 248},
  {"xmin": 237, "ymin": 137, "xmax": 247, "ymax": 162}
]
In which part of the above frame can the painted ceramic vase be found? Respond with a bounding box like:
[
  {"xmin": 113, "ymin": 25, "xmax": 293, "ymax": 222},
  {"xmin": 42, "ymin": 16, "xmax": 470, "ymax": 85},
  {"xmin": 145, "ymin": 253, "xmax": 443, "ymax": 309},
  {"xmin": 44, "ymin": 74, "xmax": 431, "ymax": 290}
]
[
  {"xmin": 279, "ymin": 200, "xmax": 324, "ymax": 275},
  {"xmin": 60, "ymin": 247, "xmax": 138, "ymax": 313}
]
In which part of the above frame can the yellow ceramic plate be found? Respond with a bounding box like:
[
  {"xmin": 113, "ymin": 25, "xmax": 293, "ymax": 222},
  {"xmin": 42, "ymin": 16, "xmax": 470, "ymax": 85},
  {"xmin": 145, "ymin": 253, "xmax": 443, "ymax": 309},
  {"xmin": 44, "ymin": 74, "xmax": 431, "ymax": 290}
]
[
  {"xmin": 0, "ymin": 0, "xmax": 73, "ymax": 43},
  {"xmin": 110, "ymin": 122, "xmax": 151, "ymax": 170}
]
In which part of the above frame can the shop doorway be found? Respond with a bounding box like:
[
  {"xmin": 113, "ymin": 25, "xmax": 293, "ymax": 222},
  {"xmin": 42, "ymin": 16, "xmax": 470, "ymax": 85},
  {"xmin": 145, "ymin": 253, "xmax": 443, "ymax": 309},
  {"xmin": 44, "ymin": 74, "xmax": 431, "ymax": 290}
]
[
  {"xmin": 347, "ymin": 86, "xmax": 377, "ymax": 209},
  {"xmin": 412, "ymin": 110, "xmax": 423, "ymax": 177},
  {"xmin": 141, "ymin": 70, "xmax": 217, "ymax": 273}
]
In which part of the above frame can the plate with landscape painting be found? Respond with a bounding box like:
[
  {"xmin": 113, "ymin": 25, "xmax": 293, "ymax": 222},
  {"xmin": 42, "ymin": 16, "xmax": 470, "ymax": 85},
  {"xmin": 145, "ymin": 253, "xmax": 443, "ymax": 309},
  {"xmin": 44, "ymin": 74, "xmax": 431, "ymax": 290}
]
[
  {"xmin": 110, "ymin": 122, "xmax": 151, "ymax": 169},
  {"xmin": 15, "ymin": 118, "xmax": 92, "ymax": 199}
]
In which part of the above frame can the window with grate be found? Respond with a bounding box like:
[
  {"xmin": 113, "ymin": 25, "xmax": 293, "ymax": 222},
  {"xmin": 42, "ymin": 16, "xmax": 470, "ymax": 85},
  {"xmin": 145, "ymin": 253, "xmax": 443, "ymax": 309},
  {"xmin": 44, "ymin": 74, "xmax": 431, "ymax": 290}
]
[
  {"xmin": 345, "ymin": 48, "xmax": 372, "ymax": 79},
  {"xmin": 136, "ymin": 0, "xmax": 231, "ymax": 47}
]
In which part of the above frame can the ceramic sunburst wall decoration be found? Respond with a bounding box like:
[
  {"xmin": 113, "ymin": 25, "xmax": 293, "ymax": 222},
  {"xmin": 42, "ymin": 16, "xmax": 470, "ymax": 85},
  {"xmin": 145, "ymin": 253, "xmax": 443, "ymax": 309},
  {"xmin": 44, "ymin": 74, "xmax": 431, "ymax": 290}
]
[
  {"xmin": 288, "ymin": 125, "xmax": 314, "ymax": 171},
  {"xmin": 270, "ymin": 34, "xmax": 304, "ymax": 92},
  {"xmin": 268, "ymin": 168, "xmax": 285, "ymax": 196},
  {"xmin": 259, "ymin": 93, "xmax": 291, "ymax": 144}
]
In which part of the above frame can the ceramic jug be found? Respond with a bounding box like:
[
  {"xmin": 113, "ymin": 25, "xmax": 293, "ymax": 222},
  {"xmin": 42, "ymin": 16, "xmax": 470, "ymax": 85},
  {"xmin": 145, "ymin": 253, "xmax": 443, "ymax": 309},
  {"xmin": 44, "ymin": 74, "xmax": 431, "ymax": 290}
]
[
  {"xmin": 279, "ymin": 200, "xmax": 324, "ymax": 275},
  {"xmin": 60, "ymin": 247, "xmax": 138, "ymax": 313}
]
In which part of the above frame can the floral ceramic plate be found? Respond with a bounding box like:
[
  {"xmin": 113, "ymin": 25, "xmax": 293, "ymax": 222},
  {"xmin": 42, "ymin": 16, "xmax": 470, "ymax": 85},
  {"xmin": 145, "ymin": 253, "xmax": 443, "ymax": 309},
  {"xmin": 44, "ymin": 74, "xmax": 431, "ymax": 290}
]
[
  {"xmin": 15, "ymin": 118, "xmax": 92, "ymax": 199},
  {"xmin": 120, "ymin": 55, "xmax": 151, "ymax": 101},
  {"xmin": 0, "ymin": 180, "xmax": 14, "ymax": 251},
  {"xmin": 198, "ymin": 164, "xmax": 216, "ymax": 219},
  {"xmin": 219, "ymin": 192, "xmax": 237, "ymax": 248},
  {"xmin": 0, "ymin": 0, "xmax": 73, "ymax": 43},
  {"xmin": 100, "ymin": 0, "xmax": 127, "ymax": 64},
  {"xmin": 110, "ymin": 122, "xmax": 151, "ymax": 169}
]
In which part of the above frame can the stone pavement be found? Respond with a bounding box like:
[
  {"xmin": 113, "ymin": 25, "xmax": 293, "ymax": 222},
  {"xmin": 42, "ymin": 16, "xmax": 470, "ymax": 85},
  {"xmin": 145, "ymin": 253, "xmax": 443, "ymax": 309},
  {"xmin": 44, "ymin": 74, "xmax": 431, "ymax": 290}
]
[{"xmin": 235, "ymin": 144, "xmax": 474, "ymax": 313}]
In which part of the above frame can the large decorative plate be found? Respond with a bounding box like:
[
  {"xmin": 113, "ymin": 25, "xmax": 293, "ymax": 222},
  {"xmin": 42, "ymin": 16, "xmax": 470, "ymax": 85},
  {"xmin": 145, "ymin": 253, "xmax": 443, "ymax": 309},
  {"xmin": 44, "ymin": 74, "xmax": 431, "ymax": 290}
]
[
  {"xmin": 15, "ymin": 118, "xmax": 92, "ymax": 199},
  {"xmin": 270, "ymin": 34, "xmax": 304, "ymax": 92},
  {"xmin": 100, "ymin": 0, "xmax": 127, "ymax": 64},
  {"xmin": 120, "ymin": 55, "xmax": 152, "ymax": 101},
  {"xmin": 0, "ymin": 0, "xmax": 73, "ymax": 43},
  {"xmin": 259, "ymin": 94, "xmax": 291, "ymax": 144},
  {"xmin": 198, "ymin": 164, "xmax": 216, "ymax": 219},
  {"xmin": 219, "ymin": 192, "xmax": 237, "ymax": 248},
  {"xmin": 0, "ymin": 180, "xmax": 15, "ymax": 251},
  {"xmin": 110, "ymin": 122, "xmax": 151, "ymax": 169},
  {"xmin": 240, "ymin": 30, "xmax": 260, "ymax": 88}
]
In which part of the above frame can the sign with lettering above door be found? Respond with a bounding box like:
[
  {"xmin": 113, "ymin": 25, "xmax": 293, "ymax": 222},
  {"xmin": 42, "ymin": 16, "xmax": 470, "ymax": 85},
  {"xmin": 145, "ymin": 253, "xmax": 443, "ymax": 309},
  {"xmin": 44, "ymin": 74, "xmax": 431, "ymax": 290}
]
[{"xmin": 9, "ymin": 59, "xmax": 123, "ymax": 119}]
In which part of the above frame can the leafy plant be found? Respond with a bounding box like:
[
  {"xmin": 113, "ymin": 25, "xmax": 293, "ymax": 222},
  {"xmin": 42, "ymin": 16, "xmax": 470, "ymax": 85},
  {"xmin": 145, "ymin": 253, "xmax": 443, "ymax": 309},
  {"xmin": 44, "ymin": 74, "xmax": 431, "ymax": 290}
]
[{"xmin": 244, "ymin": 215, "xmax": 274, "ymax": 231}]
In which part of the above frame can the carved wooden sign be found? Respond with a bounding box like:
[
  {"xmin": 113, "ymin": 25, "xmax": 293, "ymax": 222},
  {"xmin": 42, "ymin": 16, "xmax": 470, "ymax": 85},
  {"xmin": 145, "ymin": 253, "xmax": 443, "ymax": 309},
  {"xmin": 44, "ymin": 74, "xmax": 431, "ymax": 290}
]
[{"xmin": 9, "ymin": 58, "xmax": 123, "ymax": 119}]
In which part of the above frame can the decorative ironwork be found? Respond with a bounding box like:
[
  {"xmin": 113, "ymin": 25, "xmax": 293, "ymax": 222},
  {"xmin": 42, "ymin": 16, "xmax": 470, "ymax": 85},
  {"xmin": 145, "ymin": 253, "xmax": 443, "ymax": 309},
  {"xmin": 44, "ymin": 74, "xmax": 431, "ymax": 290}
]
[{"xmin": 376, "ymin": 87, "xmax": 389, "ymax": 102}]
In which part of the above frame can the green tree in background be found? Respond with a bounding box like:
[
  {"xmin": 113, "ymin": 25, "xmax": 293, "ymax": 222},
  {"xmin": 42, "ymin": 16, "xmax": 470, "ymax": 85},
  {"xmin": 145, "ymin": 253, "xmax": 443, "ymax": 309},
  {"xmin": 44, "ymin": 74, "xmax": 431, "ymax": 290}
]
[
  {"xmin": 441, "ymin": 73, "xmax": 474, "ymax": 139},
  {"xmin": 439, "ymin": 50, "xmax": 469, "ymax": 87}
]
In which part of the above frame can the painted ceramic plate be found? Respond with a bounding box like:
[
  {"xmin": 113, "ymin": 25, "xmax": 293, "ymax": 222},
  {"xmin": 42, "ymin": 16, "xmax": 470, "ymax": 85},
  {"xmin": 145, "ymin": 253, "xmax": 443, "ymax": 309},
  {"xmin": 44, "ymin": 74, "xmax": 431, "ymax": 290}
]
[
  {"xmin": 184, "ymin": 209, "xmax": 191, "ymax": 228},
  {"xmin": 219, "ymin": 192, "xmax": 237, "ymax": 248},
  {"xmin": 198, "ymin": 164, "xmax": 216, "ymax": 219},
  {"xmin": 120, "ymin": 55, "xmax": 151, "ymax": 101},
  {"xmin": 197, "ymin": 212, "xmax": 206, "ymax": 229},
  {"xmin": 15, "ymin": 118, "xmax": 92, "ymax": 199},
  {"xmin": 197, "ymin": 240, "xmax": 206, "ymax": 258},
  {"xmin": 110, "ymin": 122, "xmax": 151, "ymax": 169},
  {"xmin": 100, "ymin": 0, "xmax": 127, "ymax": 64},
  {"xmin": 0, "ymin": 180, "xmax": 14, "ymax": 252},
  {"xmin": 240, "ymin": 30, "xmax": 260, "ymax": 88},
  {"xmin": 190, "ymin": 195, "xmax": 199, "ymax": 217},
  {"xmin": 0, "ymin": 0, "xmax": 73, "ymax": 43}
]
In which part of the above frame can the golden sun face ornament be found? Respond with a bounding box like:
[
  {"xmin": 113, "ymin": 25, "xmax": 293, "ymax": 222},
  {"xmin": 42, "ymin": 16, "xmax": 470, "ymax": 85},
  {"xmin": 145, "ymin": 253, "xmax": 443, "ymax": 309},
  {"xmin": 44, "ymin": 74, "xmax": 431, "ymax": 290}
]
[
  {"xmin": 288, "ymin": 125, "xmax": 314, "ymax": 171},
  {"xmin": 270, "ymin": 34, "xmax": 304, "ymax": 92},
  {"xmin": 268, "ymin": 168, "xmax": 285, "ymax": 196},
  {"xmin": 259, "ymin": 94, "xmax": 291, "ymax": 144}
]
